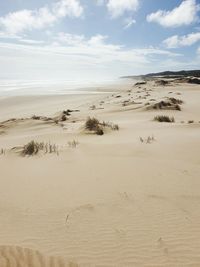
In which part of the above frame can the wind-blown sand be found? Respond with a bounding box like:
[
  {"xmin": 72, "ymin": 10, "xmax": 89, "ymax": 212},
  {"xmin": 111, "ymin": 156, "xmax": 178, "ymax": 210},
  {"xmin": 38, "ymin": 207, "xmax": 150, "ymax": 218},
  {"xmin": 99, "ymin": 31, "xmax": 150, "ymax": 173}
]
[{"xmin": 0, "ymin": 79, "xmax": 200, "ymax": 266}]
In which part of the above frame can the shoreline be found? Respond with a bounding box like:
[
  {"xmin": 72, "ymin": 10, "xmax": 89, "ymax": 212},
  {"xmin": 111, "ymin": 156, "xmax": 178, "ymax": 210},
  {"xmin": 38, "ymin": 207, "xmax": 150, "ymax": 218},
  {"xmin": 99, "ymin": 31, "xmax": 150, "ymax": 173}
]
[{"xmin": 0, "ymin": 78, "xmax": 129, "ymax": 97}]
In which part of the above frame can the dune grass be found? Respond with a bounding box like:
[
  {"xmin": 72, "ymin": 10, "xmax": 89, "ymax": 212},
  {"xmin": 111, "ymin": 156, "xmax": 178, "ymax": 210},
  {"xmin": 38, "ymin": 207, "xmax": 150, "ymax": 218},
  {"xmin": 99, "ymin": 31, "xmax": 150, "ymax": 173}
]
[
  {"xmin": 68, "ymin": 140, "xmax": 79, "ymax": 148},
  {"xmin": 22, "ymin": 140, "xmax": 58, "ymax": 156},
  {"xmin": 85, "ymin": 117, "xmax": 119, "ymax": 135},
  {"xmin": 154, "ymin": 115, "xmax": 175, "ymax": 123}
]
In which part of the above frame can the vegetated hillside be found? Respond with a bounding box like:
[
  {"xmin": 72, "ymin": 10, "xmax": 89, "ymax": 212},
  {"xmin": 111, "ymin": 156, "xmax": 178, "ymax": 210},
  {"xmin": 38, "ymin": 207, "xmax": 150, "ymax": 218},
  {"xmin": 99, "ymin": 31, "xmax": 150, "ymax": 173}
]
[{"xmin": 122, "ymin": 70, "xmax": 200, "ymax": 79}]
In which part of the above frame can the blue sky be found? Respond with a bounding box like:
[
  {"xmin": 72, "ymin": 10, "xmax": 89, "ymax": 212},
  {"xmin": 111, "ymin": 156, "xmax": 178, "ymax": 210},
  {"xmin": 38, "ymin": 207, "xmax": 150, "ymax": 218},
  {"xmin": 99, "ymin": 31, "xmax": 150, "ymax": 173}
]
[{"xmin": 0, "ymin": 0, "xmax": 200, "ymax": 81}]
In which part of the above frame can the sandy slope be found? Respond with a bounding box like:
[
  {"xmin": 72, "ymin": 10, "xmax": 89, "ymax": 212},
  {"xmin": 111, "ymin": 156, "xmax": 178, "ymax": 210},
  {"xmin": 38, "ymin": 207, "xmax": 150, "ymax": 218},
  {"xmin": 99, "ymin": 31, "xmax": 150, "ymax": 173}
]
[{"xmin": 0, "ymin": 80, "xmax": 200, "ymax": 266}]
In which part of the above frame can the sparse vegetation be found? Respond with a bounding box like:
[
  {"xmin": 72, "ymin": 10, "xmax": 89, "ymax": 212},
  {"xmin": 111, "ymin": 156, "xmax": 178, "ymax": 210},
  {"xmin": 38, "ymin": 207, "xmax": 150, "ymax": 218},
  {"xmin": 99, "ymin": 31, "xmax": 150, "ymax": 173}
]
[
  {"xmin": 85, "ymin": 117, "xmax": 100, "ymax": 131},
  {"xmin": 154, "ymin": 115, "xmax": 175, "ymax": 123},
  {"xmin": 145, "ymin": 102, "xmax": 150, "ymax": 106},
  {"xmin": 85, "ymin": 117, "xmax": 104, "ymax": 135},
  {"xmin": 146, "ymin": 97, "xmax": 183, "ymax": 112},
  {"xmin": 140, "ymin": 135, "xmax": 155, "ymax": 144},
  {"xmin": 0, "ymin": 148, "xmax": 6, "ymax": 155},
  {"xmin": 149, "ymin": 100, "xmax": 181, "ymax": 111},
  {"xmin": 61, "ymin": 114, "xmax": 67, "ymax": 121},
  {"xmin": 68, "ymin": 140, "xmax": 79, "ymax": 148},
  {"xmin": 96, "ymin": 127, "xmax": 104, "ymax": 135},
  {"xmin": 155, "ymin": 80, "xmax": 169, "ymax": 86},
  {"xmin": 188, "ymin": 120, "xmax": 194, "ymax": 124},
  {"xmin": 22, "ymin": 140, "xmax": 41, "ymax": 155},
  {"xmin": 168, "ymin": 97, "xmax": 183, "ymax": 105},
  {"xmin": 85, "ymin": 117, "xmax": 119, "ymax": 135},
  {"xmin": 63, "ymin": 110, "xmax": 71, "ymax": 116},
  {"xmin": 32, "ymin": 115, "xmax": 41, "ymax": 120},
  {"xmin": 135, "ymin": 81, "xmax": 147, "ymax": 86},
  {"xmin": 101, "ymin": 121, "xmax": 119, "ymax": 131},
  {"xmin": 111, "ymin": 124, "xmax": 119, "ymax": 131},
  {"xmin": 31, "ymin": 115, "xmax": 52, "ymax": 121},
  {"xmin": 22, "ymin": 140, "xmax": 58, "ymax": 156},
  {"xmin": 90, "ymin": 105, "xmax": 96, "ymax": 110},
  {"xmin": 175, "ymin": 104, "xmax": 181, "ymax": 111},
  {"xmin": 122, "ymin": 100, "xmax": 130, "ymax": 106}
]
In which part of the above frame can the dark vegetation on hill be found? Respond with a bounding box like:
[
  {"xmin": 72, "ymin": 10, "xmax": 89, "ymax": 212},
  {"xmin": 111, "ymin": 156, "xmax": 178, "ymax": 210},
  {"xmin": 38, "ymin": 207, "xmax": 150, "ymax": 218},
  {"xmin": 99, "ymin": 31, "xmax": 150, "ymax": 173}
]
[{"xmin": 122, "ymin": 70, "xmax": 200, "ymax": 79}]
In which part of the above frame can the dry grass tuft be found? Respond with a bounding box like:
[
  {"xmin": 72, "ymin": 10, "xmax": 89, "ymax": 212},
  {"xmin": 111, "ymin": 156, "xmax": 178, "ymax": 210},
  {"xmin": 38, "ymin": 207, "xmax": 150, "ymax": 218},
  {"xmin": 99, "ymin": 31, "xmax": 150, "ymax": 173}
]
[
  {"xmin": 68, "ymin": 140, "xmax": 79, "ymax": 148},
  {"xmin": 22, "ymin": 141, "xmax": 41, "ymax": 155},
  {"xmin": 22, "ymin": 140, "xmax": 59, "ymax": 156},
  {"xmin": 0, "ymin": 148, "xmax": 6, "ymax": 155},
  {"xmin": 147, "ymin": 97, "xmax": 183, "ymax": 112},
  {"xmin": 101, "ymin": 121, "xmax": 119, "ymax": 131},
  {"xmin": 154, "ymin": 115, "xmax": 175, "ymax": 123},
  {"xmin": 61, "ymin": 114, "xmax": 67, "ymax": 121},
  {"xmin": 168, "ymin": 97, "xmax": 183, "ymax": 105},
  {"xmin": 85, "ymin": 117, "xmax": 119, "ymax": 135},
  {"xmin": 85, "ymin": 117, "xmax": 104, "ymax": 135},
  {"xmin": 85, "ymin": 117, "xmax": 100, "ymax": 131},
  {"xmin": 140, "ymin": 135, "xmax": 155, "ymax": 144}
]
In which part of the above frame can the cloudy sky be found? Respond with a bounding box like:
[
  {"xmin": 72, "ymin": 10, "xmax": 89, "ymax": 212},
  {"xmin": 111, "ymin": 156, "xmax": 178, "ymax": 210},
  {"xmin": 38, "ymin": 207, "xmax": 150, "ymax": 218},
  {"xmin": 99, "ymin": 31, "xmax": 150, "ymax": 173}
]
[{"xmin": 0, "ymin": 0, "xmax": 200, "ymax": 81}]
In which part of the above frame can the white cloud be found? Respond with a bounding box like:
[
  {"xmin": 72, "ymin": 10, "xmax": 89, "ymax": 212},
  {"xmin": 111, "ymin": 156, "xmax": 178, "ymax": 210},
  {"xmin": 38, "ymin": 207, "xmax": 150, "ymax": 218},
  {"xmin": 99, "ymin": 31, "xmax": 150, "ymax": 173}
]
[
  {"xmin": 163, "ymin": 32, "xmax": 200, "ymax": 48},
  {"xmin": 0, "ymin": 8, "xmax": 56, "ymax": 34},
  {"xmin": 95, "ymin": 0, "xmax": 105, "ymax": 6},
  {"xmin": 55, "ymin": 32, "xmax": 85, "ymax": 45},
  {"xmin": 52, "ymin": 0, "xmax": 83, "ymax": 18},
  {"xmin": 52, "ymin": 32, "xmax": 181, "ymax": 61},
  {"xmin": 147, "ymin": 0, "xmax": 200, "ymax": 27},
  {"xmin": 0, "ymin": 33, "xmax": 181, "ymax": 80},
  {"xmin": 124, "ymin": 17, "xmax": 136, "ymax": 29},
  {"xmin": 88, "ymin": 34, "xmax": 108, "ymax": 46},
  {"xmin": 19, "ymin": 39, "xmax": 45, "ymax": 45},
  {"xmin": 0, "ymin": 0, "xmax": 83, "ymax": 35},
  {"xmin": 107, "ymin": 0, "xmax": 139, "ymax": 18},
  {"xmin": 0, "ymin": 31, "xmax": 21, "ymax": 39},
  {"xmin": 54, "ymin": 33, "xmax": 109, "ymax": 47}
]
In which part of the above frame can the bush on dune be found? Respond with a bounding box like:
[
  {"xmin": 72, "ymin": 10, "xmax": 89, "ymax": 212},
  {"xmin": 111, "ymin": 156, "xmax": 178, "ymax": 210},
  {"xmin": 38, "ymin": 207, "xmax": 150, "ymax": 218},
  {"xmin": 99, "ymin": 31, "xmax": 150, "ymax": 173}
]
[
  {"xmin": 154, "ymin": 115, "xmax": 175, "ymax": 123},
  {"xmin": 85, "ymin": 117, "xmax": 100, "ymax": 131},
  {"xmin": 168, "ymin": 97, "xmax": 183, "ymax": 105},
  {"xmin": 22, "ymin": 140, "xmax": 58, "ymax": 156},
  {"xmin": 85, "ymin": 117, "xmax": 119, "ymax": 135},
  {"xmin": 22, "ymin": 140, "xmax": 42, "ymax": 155}
]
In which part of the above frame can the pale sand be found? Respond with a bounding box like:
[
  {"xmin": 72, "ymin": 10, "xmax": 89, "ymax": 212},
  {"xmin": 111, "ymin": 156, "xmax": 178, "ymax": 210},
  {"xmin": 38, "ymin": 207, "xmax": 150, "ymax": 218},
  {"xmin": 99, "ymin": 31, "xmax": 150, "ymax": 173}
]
[{"xmin": 0, "ymin": 80, "xmax": 200, "ymax": 266}]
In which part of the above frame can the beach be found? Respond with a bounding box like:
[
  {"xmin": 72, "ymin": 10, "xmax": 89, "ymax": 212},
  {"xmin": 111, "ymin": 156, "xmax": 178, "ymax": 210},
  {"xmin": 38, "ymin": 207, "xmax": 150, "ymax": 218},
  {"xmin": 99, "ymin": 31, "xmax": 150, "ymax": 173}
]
[{"xmin": 0, "ymin": 78, "xmax": 200, "ymax": 266}]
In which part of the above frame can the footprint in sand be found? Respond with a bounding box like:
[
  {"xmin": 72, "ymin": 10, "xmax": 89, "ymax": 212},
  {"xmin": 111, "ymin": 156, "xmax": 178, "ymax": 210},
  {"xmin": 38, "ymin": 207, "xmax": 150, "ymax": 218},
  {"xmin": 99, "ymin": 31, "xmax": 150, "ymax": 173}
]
[{"xmin": 157, "ymin": 238, "xmax": 169, "ymax": 256}]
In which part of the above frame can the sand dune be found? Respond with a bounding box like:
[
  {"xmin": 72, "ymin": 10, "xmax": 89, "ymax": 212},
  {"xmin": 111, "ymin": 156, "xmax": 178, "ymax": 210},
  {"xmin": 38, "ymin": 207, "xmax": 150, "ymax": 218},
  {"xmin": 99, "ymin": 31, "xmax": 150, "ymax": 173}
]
[
  {"xmin": 0, "ymin": 79, "xmax": 200, "ymax": 266},
  {"xmin": 0, "ymin": 246, "xmax": 78, "ymax": 267}
]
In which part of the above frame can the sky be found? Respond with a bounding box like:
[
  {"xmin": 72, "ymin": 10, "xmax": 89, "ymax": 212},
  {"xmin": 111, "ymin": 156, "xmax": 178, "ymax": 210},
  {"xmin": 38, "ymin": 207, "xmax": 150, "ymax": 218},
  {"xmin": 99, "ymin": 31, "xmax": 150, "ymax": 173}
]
[{"xmin": 0, "ymin": 0, "xmax": 200, "ymax": 81}]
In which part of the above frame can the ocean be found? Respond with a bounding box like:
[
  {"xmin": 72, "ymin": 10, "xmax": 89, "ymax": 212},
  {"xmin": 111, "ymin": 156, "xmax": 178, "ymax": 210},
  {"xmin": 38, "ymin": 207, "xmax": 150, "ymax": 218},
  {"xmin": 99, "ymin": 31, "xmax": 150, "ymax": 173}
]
[{"xmin": 0, "ymin": 78, "xmax": 124, "ymax": 96}]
